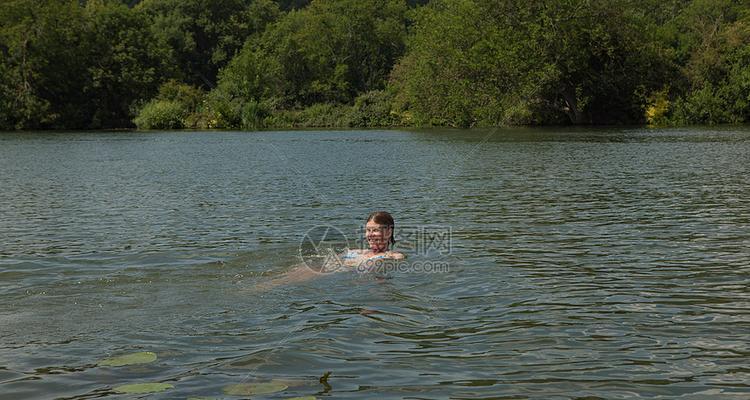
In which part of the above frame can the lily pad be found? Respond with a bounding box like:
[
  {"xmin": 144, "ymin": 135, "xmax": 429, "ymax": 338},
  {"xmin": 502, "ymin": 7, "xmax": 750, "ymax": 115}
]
[
  {"xmin": 268, "ymin": 378, "xmax": 306, "ymax": 388},
  {"xmin": 113, "ymin": 382, "xmax": 173, "ymax": 394},
  {"xmin": 223, "ymin": 382, "xmax": 288, "ymax": 396},
  {"xmin": 100, "ymin": 351, "xmax": 157, "ymax": 367}
]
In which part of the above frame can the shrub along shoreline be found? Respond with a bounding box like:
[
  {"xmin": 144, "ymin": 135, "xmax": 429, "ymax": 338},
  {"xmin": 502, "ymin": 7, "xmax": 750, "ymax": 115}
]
[{"xmin": 133, "ymin": 82, "xmax": 406, "ymax": 130}]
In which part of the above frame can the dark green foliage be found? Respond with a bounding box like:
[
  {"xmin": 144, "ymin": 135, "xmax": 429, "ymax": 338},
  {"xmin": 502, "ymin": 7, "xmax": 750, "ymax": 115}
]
[
  {"xmin": 267, "ymin": 103, "xmax": 352, "ymax": 128},
  {"xmin": 2, "ymin": 0, "xmax": 749, "ymax": 130},
  {"xmin": 1, "ymin": 0, "xmax": 87, "ymax": 129},
  {"xmin": 136, "ymin": 0, "xmax": 280, "ymax": 88},
  {"xmin": 155, "ymin": 80, "xmax": 205, "ymax": 111},
  {"xmin": 276, "ymin": 0, "xmax": 310, "ymax": 10},
  {"xmin": 217, "ymin": 0, "xmax": 408, "ymax": 108},
  {"xmin": 84, "ymin": 1, "xmax": 172, "ymax": 128},
  {"xmin": 206, "ymin": 0, "xmax": 408, "ymax": 129},
  {"xmin": 391, "ymin": 0, "xmax": 674, "ymax": 127},
  {"xmin": 349, "ymin": 90, "xmax": 402, "ymax": 127},
  {"xmin": 133, "ymin": 100, "xmax": 186, "ymax": 129},
  {"xmin": 0, "ymin": 0, "xmax": 172, "ymax": 129},
  {"xmin": 133, "ymin": 80, "xmax": 205, "ymax": 129},
  {"xmin": 658, "ymin": 0, "xmax": 750, "ymax": 124},
  {"xmin": 240, "ymin": 100, "xmax": 271, "ymax": 130}
]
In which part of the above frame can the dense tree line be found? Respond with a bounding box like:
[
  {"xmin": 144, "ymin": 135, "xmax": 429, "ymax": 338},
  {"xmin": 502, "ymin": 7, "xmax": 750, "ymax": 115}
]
[{"xmin": 1, "ymin": 0, "xmax": 748, "ymax": 130}]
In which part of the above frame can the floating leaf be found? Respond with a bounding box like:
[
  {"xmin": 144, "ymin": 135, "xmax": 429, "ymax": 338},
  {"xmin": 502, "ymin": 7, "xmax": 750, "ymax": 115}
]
[
  {"xmin": 226, "ymin": 354, "xmax": 269, "ymax": 369},
  {"xmin": 100, "ymin": 351, "xmax": 157, "ymax": 367},
  {"xmin": 113, "ymin": 382, "xmax": 173, "ymax": 394},
  {"xmin": 223, "ymin": 382, "xmax": 288, "ymax": 395},
  {"xmin": 272, "ymin": 379, "xmax": 306, "ymax": 387}
]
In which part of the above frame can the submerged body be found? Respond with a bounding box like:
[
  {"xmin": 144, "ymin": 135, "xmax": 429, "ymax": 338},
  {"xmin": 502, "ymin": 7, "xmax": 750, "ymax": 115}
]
[
  {"xmin": 321, "ymin": 248, "xmax": 404, "ymax": 273},
  {"xmin": 254, "ymin": 211, "xmax": 404, "ymax": 290},
  {"xmin": 340, "ymin": 248, "xmax": 401, "ymax": 264},
  {"xmin": 253, "ymin": 248, "xmax": 402, "ymax": 291}
]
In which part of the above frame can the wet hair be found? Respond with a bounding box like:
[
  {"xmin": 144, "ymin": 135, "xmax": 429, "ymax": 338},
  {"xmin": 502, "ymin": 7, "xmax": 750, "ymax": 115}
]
[{"xmin": 366, "ymin": 211, "xmax": 396, "ymax": 245}]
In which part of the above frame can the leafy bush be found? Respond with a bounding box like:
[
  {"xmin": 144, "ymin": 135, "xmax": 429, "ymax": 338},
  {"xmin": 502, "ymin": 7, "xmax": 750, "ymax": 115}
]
[
  {"xmin": 669, "ymin": 85, "xmax": 731, "ymax": 125},
  {"xmin": 133, "ymin": 99, "xmax": 186, "ymax": 129},
  {"xmin": 268, "ymin": 103, "xmax": 352, "ymax": 128},
  {"xmin": 201, "ymin": 91, "xmax": 242, "ymax": 128},
  {"xmin": 133, "ymin": 80, "xmax": 206, "ymax": 129},
  {"xmin": 240, "ymin": 100, "xmax": 271, "ymax": 130},
  {"xmin": 645, "ymin": 88, "xmax": 671, "ymax": 126},
  {"xmin": 349, "ymin": 90, "xmax": 402, "ymax": 127},
  {"xmin": 156, "ymin": 80, "xmax": 204, "ymax": 110}
]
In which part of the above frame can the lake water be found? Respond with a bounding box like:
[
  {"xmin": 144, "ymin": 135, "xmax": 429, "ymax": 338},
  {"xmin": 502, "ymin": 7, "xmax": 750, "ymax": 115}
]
[{"xmin": 1, "ymin": 128, "xmax": 749, "ymax": 399}]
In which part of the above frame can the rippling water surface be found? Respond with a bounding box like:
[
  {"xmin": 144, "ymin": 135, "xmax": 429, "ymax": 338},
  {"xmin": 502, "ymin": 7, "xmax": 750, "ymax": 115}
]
[{"xmin": 1, "ymin": 128, "xmax": 749, "ymax": 399}]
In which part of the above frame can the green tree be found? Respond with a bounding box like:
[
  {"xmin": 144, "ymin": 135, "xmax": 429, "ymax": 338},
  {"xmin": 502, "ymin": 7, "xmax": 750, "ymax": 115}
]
[
  {"xmin": 531, "ymin": 0, "xmax": 673, "ymax": 124},
  {"xmin": 392, "ymin": 0, "xmax": 674, "ymax": 126},
  {"xmin": 662, "ymin": 0, "xmax": 750, "ymax": 124},
  {"xmin": 0, "ymin": 0, "xmax": 90, "ymax": 129},
  {"xmin": 83, "ymin": 0, "xmax": 174, "ymax": 128},
  {"xmin": 215, "ymin": 0, "xmax": 408, "ymax": 109},
  {"xmin": 0, "ymin": 0, "xmax": 175, "ymax": 129},
  {"xmin": 136, "ymin": 0, "xmax": 280, "ymax": 88}
]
